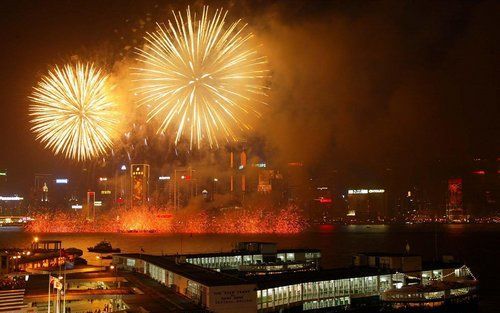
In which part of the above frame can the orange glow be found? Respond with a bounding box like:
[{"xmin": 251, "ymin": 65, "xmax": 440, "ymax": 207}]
[{"xmin": 25, "ymin": 205, "xmax": 307, "ymax": 234}]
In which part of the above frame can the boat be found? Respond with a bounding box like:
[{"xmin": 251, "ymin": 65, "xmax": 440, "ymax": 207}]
[{"xmin": 87, "ymin": 240, "xmax": 121, "ymax": 253}]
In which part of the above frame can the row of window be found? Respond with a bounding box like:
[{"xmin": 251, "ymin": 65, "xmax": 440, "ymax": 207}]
[
  {"xmin": 303, "ymin": 297, "xmax": 350, "ymax": 311},
  {"xmin": 186, "ymin": 251, "xmax": 321, "ymax": 270},
  {"xmin": 257, "ymin": 276, "xmax": 380, "ymax": 310}
]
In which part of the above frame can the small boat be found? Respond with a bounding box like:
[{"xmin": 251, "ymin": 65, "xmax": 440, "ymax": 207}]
[{"xmin": 87, "ymin": 240, "xmax": 121, "ymax": 253}]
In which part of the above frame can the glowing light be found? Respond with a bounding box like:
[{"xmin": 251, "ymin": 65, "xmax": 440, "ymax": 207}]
[
  {"xmin": 71, "ymin": 204, "xmax": 83, "ymax": 209},
  {"xmin": 0, "ymin": 196, "xmax": 24, "ymax": 201},
  {"xmin": 29, "ymin": 62, "xmax": 119, "ymax": 161},
  {"xmin": 55, "ymin": 179, "xmax": 68, "ymax": 184},
  {"xmin": 472, "ymin": 170, "xmax": 486, "ymax": 175},
  {"xmin": 121, "ymin": 165, "xmax": 127, "ymax": 171},
  {"xmin": 369, "ymin": 189, "xmax": 385, "ymax": 193},
  {"xmin": 26, "ymin": 205, "xmax": 307, "ymax": 234},
  {"xmin": 252, "ymin": 163, "xmax": 267, "ymax": 168},
  {"xmin": 134, "ymin": 6, "xmax": 269, "ymax": 148},
  {"xmin": 99, "ymin": 177, "xmax": 108, "ymax": 182},
  {"xmin": 348, "ymin": 189, "xmax": 368, "ymax": 195},
  {"xmin": 316, "ymin": 197, "xmax": 332, "ymax": 203},
  {"xmin": 158, "ymin": 176, "xmax": 171, "ymax": 180}
]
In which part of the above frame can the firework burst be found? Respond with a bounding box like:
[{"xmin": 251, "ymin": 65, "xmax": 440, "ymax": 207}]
[
  {"xmin": 29, "ymin": 63, "xmax": 120, "ymax": 161},
  {"xmin": 135, "ymin": 6, "xmax": 270, "ymax": 149}
]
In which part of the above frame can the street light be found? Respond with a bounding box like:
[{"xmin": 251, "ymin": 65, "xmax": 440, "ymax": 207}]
[
  {"xmin": 110, "ymin": 265, "xmax": 118, "ymax": 289},
  {"xmin": 213, "ymin": 178, "xmax": 218, "ymax": 201}
]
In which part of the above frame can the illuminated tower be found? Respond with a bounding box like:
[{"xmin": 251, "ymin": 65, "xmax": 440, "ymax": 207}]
[
  {"xmin": 446, "ymin": 178, "xmax": 466, "ymax": 222},
  {"xmin": 131, "ymin": 164, "xmax": 150, "ymax": 207},
  {"xmin": 42, "ymin": 183, "xmax": 49, "ymax": 202},
  {"xmin": 241, "ymin": 150, "xmax": 247, "ymax": 193}
]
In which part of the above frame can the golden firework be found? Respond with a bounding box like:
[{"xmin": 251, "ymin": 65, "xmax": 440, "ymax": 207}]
[
  {"xmin": 29, "ymin": 62, "xmax": 119, "ymax": 161},
  {"xmin": 135, "ymin": 6, "xmax": 269, "ymax": 148}
]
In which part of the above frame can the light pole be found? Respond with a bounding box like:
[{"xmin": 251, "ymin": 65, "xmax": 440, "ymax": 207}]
[{"xmin": 213, "ymin": 178, "xmax": 218, "ymax": 201}]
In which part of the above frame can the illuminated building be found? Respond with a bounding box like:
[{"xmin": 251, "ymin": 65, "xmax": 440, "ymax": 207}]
[
  {"xmin": 156, "ymin": 175, "xmax": 172, "ymax": 206},
  {"xmin": 131, "ymin": 164, "xmax": 150, "ymax": 207},
  {"xmin": 462, "ymin": 157, "xmax": 499, "ymax": 217},
  {"xmin": 172, "ymin": 167, "xmax": 200, "ymax": 210},
  {"xmin": 285, "ymin": 162, "xmax": 311, "ymax": 205},
  {"xmin": 86, "ymin": 191, "xmax": 95, "ymax": 221},
  {"xmin": 34, "ymin": 174, "xmax": 52, "ymax": 205},
  {"xmin": 446, "ymin": 178, "xmax": 467, "ymax": 222},
  {"xmin": 346, "ymin": 189, "xmax": 388, "ymax": 220},
  {"xmin": 113, "ymin": 245, "xmax": 476, "ymax": 313},
  {"xmin": 306, "ymin": 185, "xmax": 336, "ymax": 222},
  {"xmin": 0, "ymin": 169, "xmax": 6, "ymax": 194},
  {"xmin": 97, "ymin": 176, "xmax": 112, "ymax": 208}
]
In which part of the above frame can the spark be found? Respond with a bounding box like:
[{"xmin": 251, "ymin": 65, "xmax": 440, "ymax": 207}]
[
  {"xmin": 29, "ymin": 63, "xmax": 119, "ymax": 161},
  {"xmin": 134, "ymin": 6, "xmax": 269, "ymax": 149}
]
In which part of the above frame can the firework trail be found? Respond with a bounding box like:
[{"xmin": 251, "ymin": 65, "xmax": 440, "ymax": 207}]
[
  {"xmin": 135, "ymin": 6, "xmax": 270, "ymax": 149},
  {"xmin": 29, "ymin": 62, "xmax": 120, "ymax": 161}
]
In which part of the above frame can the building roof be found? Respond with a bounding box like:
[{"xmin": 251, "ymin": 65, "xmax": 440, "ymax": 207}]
[
  {"xmin": 179, "ymin": 248, "xmax": 321, "ymax": 259},
  {"xmin": 117, "ymin": 254, "xmax": 252, "ymax": 287},
  {"xmin": 357, "ymin": 252, "xmax": 420, "ymax": 257},
  {"xmin": 422, "ymin": 261, "xmax": 464, "ymax": 271}
]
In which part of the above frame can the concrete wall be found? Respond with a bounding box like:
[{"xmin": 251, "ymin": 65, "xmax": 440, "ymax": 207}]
[{"xmin": 207, "ymin": 284, "xmax": 257, "ymax": 313}]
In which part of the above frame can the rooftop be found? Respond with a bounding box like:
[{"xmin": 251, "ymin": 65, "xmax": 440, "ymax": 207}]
[
  {"xmin": 180, "ymin": 248, "xmax": 321, "ymax": 258},
  {"xmin": 358, "ymin": 252, "xmax": 420, "ymax": 257},
  {"xmin": 117, "ymin": 254, "xmax": 251, "ymax": 287}
]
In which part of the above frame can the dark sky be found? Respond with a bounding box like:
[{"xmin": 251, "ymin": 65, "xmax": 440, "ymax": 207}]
[{"xmin": 0, "ymin": 0, "xmax": 498, "ymax": 192}]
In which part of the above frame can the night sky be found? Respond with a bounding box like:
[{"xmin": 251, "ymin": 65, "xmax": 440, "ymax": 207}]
[{"xmin": 0, "ymin": 0, "xmax": 498, "ymax": 192}]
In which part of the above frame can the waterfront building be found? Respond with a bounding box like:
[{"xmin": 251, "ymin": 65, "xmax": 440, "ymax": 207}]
[
  {"xmin": 112, "ymin": 243, "xmax": 476, "ymax": 312},
  {"xmin": 183, "ymin": 242, "xmax": 321, "ymax": 274}
]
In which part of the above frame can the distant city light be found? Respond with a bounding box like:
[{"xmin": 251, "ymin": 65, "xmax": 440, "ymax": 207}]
[
  {"xmin": 0, "ymin": 196, "xmax": 24, "ymax": 201},
  {"xmin": 317, "ymin": 187, "xmax": 328, "ymax": 190},
  {"xmin": 348, "ymin": 189, "xmax": 368, "ymax": 195},
  {"xmin": 71, "ymin": 204, "xmax": 83, "ymax": 209},
  {"xmin": 214, "ymin": 178, "xmax": 219, "ymax": 182},
  {"xmin": 94, "ymin": 201, "xmax": 103, "ymax": 207},
  {"xmin": 99, "ymin": 177, "xmax": 108, "ymax": 181},
  {"xmin": 55, "ymin": 178, "xmax": 68, "ymax": 184},
  {"xmin": 0, "ymin": 172, "xmax": 6, "ymax": 176},
  {"xmin": 238, "ymin": 165, "xmax": 244, "ymax": 170},
  {"xmin": 121, "ymin": 165, "xmax": 127, "ymax": 171},
  {"xmin": 252, "ymin": 163, "xmax": 267, "ymax": 168},
  {"xmin": 348, "ymin": 189, "xmax": 385, "ymax": 195},
  {"xmin": 159, "ymin": 176, "xmax": 171, "ymax": 181},
  {"xmin": 101, "ymin": 190, "xmax": 111, "ymax": 195},
  {"xmin": 315, "ymin": 197, "xmax": 332, "ymax": 203},
  {"xmin": 472, "ymin": 170, "xmax": 486, "ymax": 175}
]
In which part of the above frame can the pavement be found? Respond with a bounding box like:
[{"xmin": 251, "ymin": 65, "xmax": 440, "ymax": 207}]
[
  {"xmin": 25, "ymin": 271, "xmax": 207, "ymax": 312},
  {"xmin": 123, "ymin": 272, "xmax": 207, "ymax": 312}
]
